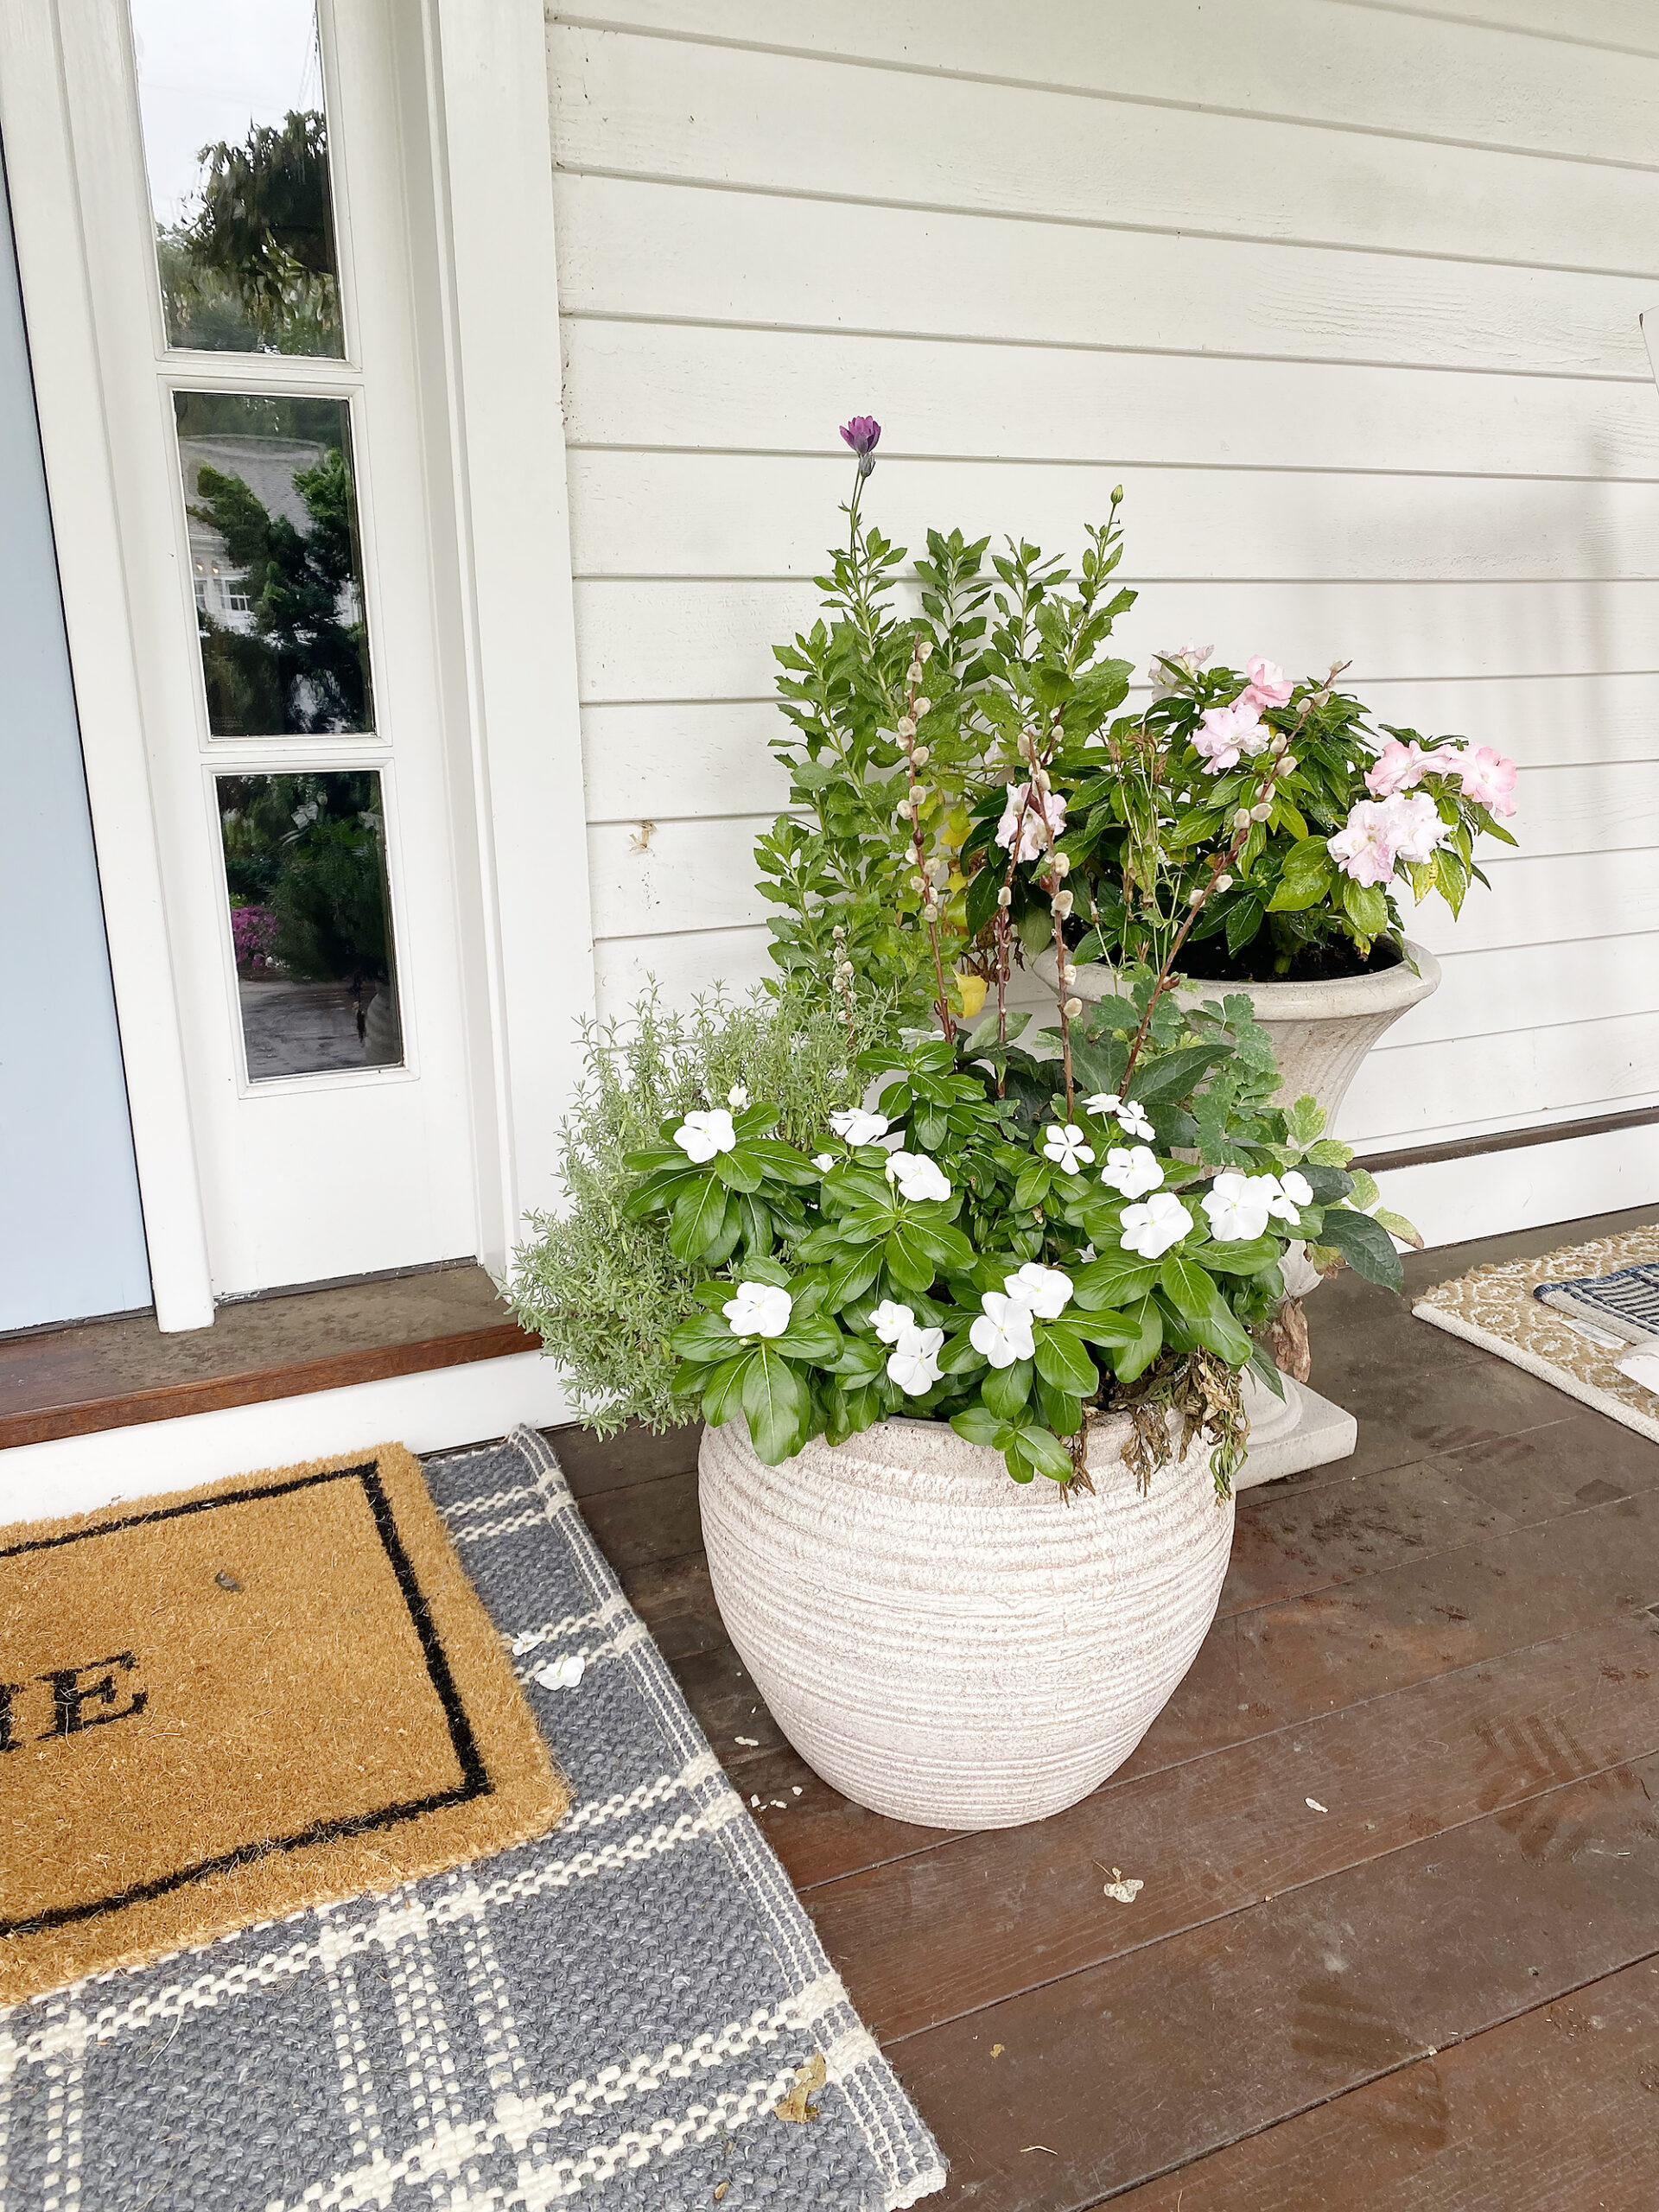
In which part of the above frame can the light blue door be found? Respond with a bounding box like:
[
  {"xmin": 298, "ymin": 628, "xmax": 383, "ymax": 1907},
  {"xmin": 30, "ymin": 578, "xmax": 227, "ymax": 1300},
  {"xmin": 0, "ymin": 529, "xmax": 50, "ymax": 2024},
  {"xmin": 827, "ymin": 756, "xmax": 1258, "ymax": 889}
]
[{"xmin": 0, "ymin": 152, "xmax": 152, "ymax": 1331}]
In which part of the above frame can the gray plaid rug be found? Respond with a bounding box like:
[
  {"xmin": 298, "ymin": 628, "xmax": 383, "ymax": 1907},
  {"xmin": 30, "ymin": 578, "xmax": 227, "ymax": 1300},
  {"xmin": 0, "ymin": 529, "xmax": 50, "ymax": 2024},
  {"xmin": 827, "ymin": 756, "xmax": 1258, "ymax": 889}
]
[{"xmin": 1, "ymin": 1426, "xmax": 944, "ymax": 2210}]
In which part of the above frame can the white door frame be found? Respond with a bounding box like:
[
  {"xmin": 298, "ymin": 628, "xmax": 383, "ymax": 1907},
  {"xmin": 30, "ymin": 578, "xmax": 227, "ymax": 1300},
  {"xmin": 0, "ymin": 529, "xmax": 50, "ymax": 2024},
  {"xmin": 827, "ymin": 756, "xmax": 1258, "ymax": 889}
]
[{"xmin": 0, "ymin": 0, "xmax": 595, "ymax": 1327}]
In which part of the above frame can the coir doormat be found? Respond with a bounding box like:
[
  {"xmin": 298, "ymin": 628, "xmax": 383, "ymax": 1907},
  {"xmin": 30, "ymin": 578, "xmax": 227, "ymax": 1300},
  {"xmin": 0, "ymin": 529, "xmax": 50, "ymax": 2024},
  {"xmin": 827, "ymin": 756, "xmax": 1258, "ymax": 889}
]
[{"xmin": 0, "ymin": 1444, "xmax": 569, "ymax": 2003}]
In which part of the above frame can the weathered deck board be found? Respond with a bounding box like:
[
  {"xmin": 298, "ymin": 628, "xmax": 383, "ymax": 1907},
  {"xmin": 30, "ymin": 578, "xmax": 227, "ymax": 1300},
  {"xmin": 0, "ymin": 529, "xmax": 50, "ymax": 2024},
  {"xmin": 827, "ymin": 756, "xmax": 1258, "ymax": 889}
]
[{"xmin": 557, "ymin": 1203, "xmax": 1659, "ymax": 2209}]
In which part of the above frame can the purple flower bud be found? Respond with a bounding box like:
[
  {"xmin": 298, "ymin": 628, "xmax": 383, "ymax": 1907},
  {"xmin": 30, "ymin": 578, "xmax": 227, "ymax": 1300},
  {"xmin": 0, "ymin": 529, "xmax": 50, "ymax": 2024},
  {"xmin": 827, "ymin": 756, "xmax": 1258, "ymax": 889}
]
[{"xmin": 839, "ymin": 415, "xmax": 882, "ymax": 476}]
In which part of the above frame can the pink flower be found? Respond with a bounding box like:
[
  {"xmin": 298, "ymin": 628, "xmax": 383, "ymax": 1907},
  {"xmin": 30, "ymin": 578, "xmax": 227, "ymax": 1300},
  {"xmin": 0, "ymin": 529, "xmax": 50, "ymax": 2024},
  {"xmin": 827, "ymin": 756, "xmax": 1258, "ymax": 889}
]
[
  {"xmin": 1192, "ymin": 701, "xmax": 1267, "ymax": 773},
  {"xmin": 995, "ymin": 780, "xmax": 1067, "ymax": 861},
  {"xmin": 1450, "ymin": 744, "xmax": 1518, "ymax": 817},
  {"xmin": 1364, "ymin": 738, "xmax": 1432, "ymax": 798},
  {"xmin": 1149, "ymin": 643, "xmax": 1211, "ymax": 700},
  {"xmin": 1327, "ymin": 800, "xmax": 1399, "ymax": 887},
  {"xmin": 1242, "ymin": 656, "xmax": 1294, "ymax": 711},
  {"xmin": 1378, "ymin": 790, "xmax": 1446, "ymax": 864}
]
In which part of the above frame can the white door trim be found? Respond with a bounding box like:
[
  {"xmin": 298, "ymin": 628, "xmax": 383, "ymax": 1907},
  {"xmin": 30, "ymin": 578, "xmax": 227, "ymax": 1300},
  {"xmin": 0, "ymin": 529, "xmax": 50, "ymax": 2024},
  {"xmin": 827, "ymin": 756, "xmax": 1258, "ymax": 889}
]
[
  {"xmin": 423, "ymin": 0, "xmax": 597, "ymax": 1252},
  {"xmin": 0, "ymin": 0, "xmax": 597, "ymax": 1316},
  {"xmin": 0, "ymin": 3, "xmax": 213, "ymax": 1331}
]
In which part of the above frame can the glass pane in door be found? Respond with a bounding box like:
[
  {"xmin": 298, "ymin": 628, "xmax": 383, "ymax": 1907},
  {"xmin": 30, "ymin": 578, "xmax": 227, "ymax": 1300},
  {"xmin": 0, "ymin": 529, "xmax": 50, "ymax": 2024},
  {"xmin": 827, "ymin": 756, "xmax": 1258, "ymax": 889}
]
[
  {"xmin": 175, "ymin": 391, "xmax": 373, "ymax": 735},
  {"xmin": 217, "ymin": 770, "xmax": 403, "ymax": 1079},
  {"xmin": 131, "ymin": 0, "xmax": 343, "ymax": 355}
]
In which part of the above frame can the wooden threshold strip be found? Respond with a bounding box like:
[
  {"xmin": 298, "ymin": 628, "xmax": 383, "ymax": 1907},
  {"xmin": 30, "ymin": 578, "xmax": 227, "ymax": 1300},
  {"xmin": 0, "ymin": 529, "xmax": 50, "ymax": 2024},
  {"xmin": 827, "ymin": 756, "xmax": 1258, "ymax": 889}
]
[{"xmin": 0, "ymin": 1321, "xmax": 537, "ymax": 1452}]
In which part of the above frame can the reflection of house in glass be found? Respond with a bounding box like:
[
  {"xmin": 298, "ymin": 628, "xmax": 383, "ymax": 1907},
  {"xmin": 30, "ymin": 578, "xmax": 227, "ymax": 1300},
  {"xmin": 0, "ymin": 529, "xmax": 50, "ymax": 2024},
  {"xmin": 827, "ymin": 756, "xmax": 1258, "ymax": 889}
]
[
  {"xmin": 172, "ymin": 391, "xmax": 373, "ymax": 735},
  {"xmin": 179, "ymin": 433, "xmax": 364, "ymax": 636}
]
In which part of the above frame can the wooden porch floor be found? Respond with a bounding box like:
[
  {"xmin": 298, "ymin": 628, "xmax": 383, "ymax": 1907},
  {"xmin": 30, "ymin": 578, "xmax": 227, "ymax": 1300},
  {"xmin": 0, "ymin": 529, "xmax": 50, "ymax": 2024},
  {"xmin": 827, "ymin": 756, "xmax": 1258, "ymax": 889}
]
[{"xmin": 553, "ymin": 1205, "xmax": 1659, "ymax": 2210}]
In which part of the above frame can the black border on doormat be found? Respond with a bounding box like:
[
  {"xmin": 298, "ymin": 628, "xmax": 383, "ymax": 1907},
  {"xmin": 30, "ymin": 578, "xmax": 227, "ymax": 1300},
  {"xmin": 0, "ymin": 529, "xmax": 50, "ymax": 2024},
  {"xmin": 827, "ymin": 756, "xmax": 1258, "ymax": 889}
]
[{"xmin": 0, "ymin": 1460, "xmax": 493, "ymax": 1939}]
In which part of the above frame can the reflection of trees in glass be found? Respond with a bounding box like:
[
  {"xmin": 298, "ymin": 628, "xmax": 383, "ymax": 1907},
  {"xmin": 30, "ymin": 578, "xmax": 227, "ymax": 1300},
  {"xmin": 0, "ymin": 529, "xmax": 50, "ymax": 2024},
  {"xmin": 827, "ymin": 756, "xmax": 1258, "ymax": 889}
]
[
  {"xmin": 159, "ymin": 109, "xmax": 342, "ymax": 356},
  {"xmin": 177, "ymin": 391, "xmax": 372, "ymax": 735},
  {"xmin": 219, "ymin": 772, "xmax": 395, "ymax": 997}
]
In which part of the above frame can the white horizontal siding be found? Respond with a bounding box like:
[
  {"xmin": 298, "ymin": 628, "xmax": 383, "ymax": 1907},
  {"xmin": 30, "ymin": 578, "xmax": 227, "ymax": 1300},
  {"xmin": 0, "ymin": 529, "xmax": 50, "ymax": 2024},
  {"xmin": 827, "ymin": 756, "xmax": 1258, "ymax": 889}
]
[{"xmin": 548, "ymin": 1, "xmax": 1659, "ymax": 1215}]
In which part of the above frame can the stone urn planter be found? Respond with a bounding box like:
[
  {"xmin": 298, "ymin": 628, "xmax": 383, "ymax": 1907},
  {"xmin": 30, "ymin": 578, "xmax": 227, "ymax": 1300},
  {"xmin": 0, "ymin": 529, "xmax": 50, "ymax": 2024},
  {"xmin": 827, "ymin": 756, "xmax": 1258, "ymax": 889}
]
[
  {"xmin": 698, "ymin": 1410, "xmax": 1233, "ymax": 1830},
  {"xmin": 1039, "ymin": 936, "xmax": 1441, "ymax": 1133}
]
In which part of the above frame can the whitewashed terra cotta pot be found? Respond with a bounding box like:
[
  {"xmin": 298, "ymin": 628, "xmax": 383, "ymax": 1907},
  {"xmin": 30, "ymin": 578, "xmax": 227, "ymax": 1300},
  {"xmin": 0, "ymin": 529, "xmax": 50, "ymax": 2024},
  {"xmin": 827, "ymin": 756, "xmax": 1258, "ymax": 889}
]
[{"xmin": 698, "ymin": 1409, "xmax": 1233, "ymax": 1829}]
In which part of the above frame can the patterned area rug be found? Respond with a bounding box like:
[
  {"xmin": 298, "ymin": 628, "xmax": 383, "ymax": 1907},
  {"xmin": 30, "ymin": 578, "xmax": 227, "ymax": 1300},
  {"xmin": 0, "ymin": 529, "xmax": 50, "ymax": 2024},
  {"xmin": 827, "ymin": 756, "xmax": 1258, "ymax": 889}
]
[
  {"xmin": 1414, "ymin": 1224, "xmax": 1659, "ymax": 1446},
  {"xmin": 2, "ymin": 1427, "xmax": 945, "ymax": 2211}
]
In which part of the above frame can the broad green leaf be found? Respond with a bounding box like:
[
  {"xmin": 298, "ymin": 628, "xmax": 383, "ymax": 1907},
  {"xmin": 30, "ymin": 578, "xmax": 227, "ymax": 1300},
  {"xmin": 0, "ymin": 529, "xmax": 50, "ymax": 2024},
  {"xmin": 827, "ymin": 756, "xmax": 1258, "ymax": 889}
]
[
  {"xmin": 1339, "ymin": 875, "xmax": 1390, "ymax": 941},
  {"xmin": 885, "ymin": 1222, "xmax": 938, "ymax": 1293},
  {"xmin": 1071, "ymin": 1252, "xmax": 1159, "ymax": 1309},
  {"xmin": 1191, "ymin": 1234, "xmax": 1282, "ymax": 1276},
  {"xmin": 741, "ymin": 1138, "xmax": 823, "ymax": 1185},
  {"xmin": 823, "ymin": 1243, "xmax": 883, "ymax": 1309},
  {"xmin": 950, "ymin": 1402, "xmax": 1006, "ymax": 1448},
  {"xmin": 1033, "ymin": 1376, "xmax": 1084, "ymax": 1438},
  {"xmin": 1111, "ymin": 1295, "xmax": 1164, "ymax": 1383},
  {"xmin": 1314, "ymin": 1205, "xmax": 1404, "ymax": 1290},
  {"xmin": 669, "ymin": 1312, "xmax": 742, "ymax": 1362},
  {"xmin": 712, "ymin": 1147, "xmax": 765, "ymax": 1194},
  {"xmin": 1008, "ymin": 1423, "xmax": 1076, "ymax": 1484},
  {"xmin": 982, "ymin": 1357, "xmax": 1033, "ymax": 1419},
  {"xmin": 1013, "ymin": 1158, "xmax": 1054, "ymax": 1212},
  {"xmin": 741, "ymin": 1343, "xmax": 808, "ymax": 1465},
  {"xmin": 772, "ymin": 1315, "xmax": 843, "ymax": 1363},
  {"xmin": 700, "ymin": 1350, "xmax": 753, "ymax": 1427},
  {"xmin": 1158, "ymin": 1255, "xmax": 1253, "ymax": 1363},
  {"xmin": 1032, "ymin": 1319, "xmax": 1096, "ymax": 1397},
  {"xmin": 668, "ymin": 1177, "xmax": 733, "ymax": 1262},
  {"xmin": 1129, "ymin": 1044, "xmax": 1224, "ymax": 1105}
]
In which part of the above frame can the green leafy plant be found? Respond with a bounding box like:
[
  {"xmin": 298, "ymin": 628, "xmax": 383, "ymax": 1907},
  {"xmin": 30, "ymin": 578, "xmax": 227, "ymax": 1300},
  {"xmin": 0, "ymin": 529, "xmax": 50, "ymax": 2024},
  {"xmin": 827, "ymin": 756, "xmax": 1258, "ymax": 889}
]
[
  {"xmin": 756, "ymin": 421, "xmax": 1135, "ymax": 1033},
  {"xmin": 636, "ymin": 1009, "xmax": 1400, "ymax": 1492},
  {"xmin": 1053, "ymin": 652, "xmax": 1518, "ymax": 982},
  {"xmin": 504, "ymin": 988, "xmax": 888, "ymax": 1433}
]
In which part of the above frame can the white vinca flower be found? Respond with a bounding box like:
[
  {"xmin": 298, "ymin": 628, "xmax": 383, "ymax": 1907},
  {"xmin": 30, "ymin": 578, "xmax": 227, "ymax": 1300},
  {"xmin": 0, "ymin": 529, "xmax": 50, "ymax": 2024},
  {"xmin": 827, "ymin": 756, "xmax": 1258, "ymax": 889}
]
[
  {"xmin": 726, "ymin": 1083, "xmax": 749, "ymax": 1109},
  {"xmin": 1272, "ymin": 1169, "xmax": 1313, "ymax": 1224},
  {"xmin": 1042, "ymin": 1123, "xmax": 1096, "ymax": 1175},
  {"xmin": 721, "ymin": 1281, "xmax": 793, "ymax": 1339},
  {"xmin": 887, "ymin": 1324, "xmax": 944, "ymax": 1396},
  {"xmin": 673, "ymin": 1108, "xmax": 736, "ymax": 1164},
  {"xmin": 1084, "ymin": 1092, "xmax": 1154, "ymax": 1141},
  {"xmin": 1005, "ymin": 1263, "xmax": 1073, "ymax": 1319},
  {"xmin": 1202, "ymin": 1170, "xmax": 1272, "ymax": 1243},
  {"xmin": 1119, "ymin": 1192, "xmax": 1192, "ymax": 1259},
  {"xmin": 870, "ymin": 1300, "xmax": 917, "ymax": 1344},
  {"xmin": 969, "ymin": 1291, "xmax": 1036, "ymax": 1370},
  {"xmin": 828, "ymin": 1108, "xmax": 889, "ymax": 1146},
  {"xmin": 1101, "ymin": 1145, "xmax": 1164, "ymax": 1201},
  {"xmin": 885, "ymin": 1151, "xmax": 952, "ymax": 1204},
  {"xmin": 813, "ymin": 1154, "xmax": 836, "ymax": 1173}
]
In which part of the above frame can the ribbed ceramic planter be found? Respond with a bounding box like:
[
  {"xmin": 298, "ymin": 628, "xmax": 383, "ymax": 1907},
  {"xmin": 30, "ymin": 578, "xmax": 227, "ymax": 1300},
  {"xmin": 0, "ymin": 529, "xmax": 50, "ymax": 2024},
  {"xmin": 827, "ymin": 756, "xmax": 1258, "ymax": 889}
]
[
  {"xmin": 1043, "ymin": 936, "xmax": 1441, "ymax": 1132},
  {"xmin": 699, "ymin": 1412, "xmax": 1234, "ymax": 1830}
]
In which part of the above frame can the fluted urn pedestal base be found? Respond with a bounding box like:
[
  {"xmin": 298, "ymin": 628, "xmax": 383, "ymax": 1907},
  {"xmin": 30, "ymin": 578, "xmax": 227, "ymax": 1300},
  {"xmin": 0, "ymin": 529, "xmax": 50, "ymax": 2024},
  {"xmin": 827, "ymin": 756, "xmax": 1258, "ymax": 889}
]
[{"xmin": 1236, "ymin": 1369, "xmax": 1357, "ymax": 1489}]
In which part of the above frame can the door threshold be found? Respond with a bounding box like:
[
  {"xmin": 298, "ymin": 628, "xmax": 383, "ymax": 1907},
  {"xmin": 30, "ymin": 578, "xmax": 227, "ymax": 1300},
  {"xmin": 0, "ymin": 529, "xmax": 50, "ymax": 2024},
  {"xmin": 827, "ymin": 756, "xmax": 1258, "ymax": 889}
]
[{"xmin": 0, "ymin": 1264, "xmax": 537, "ymax": 1452}]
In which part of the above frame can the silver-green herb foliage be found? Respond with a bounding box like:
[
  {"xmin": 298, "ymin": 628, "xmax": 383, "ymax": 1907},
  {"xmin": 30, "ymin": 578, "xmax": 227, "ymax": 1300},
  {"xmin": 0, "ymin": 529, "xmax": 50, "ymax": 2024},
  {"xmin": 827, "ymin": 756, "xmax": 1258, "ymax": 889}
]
[{"xmin": 504, "ymin": 988, "xmax": 888, "ymax": 1434}]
